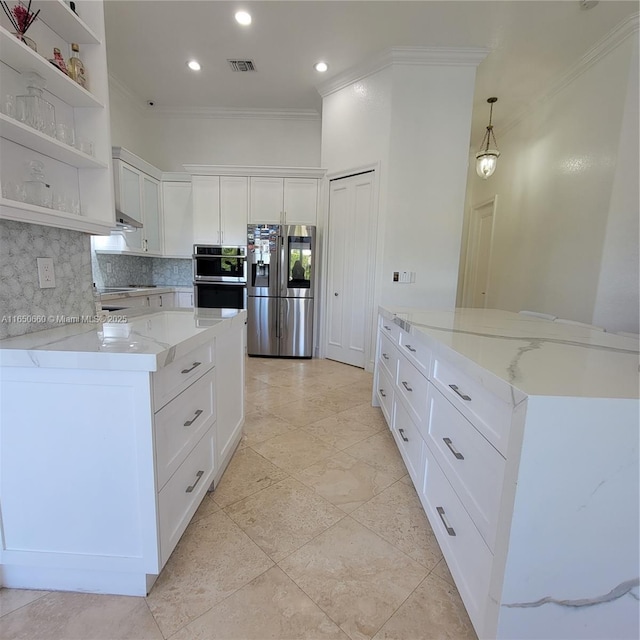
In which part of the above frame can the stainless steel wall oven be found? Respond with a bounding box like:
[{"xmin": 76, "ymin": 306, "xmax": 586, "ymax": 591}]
[{"xmin": 193, "ymin": 245, "xmax": 247, "ymax": 309}]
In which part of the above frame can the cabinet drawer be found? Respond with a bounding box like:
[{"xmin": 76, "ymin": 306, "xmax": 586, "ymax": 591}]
[
  {"xmin": 393, "ymin": 398, "xmax": 425, "ymax": 488},
  {"xmin": 153, "ymin": 341, "xmax": 214, "ymax": 410},
  {"xmin": 397, "ymin": 356, "xmax": 429, "ymax": 433},
  {"xmin": 378, "ymin": 332, "xmax": 398, "ymax": 381},
  {"xmin": 155, "ymin": 368, "xmax": 216, "ymax": 490},
  {"xmin": 420, "ymin": 445, "xmax": 492, "ymax": 634},
  {"xmin": 431, "ymin": 356, "xmax": 512, "ymax": 456},
  {"xmin": 158, "ymin": 428, "xmax": 215, "ymax": 567},
  {"xmin": 379, "ymin": 316, "xmax": 400, "ymax": 344},
  {"xmin": 398, "ymin": 330, "xmax": 431, "ymax": 376},
  {"xmin": 426, "ymin": 386, "xmax": 505, "ymax": 551},
  {"xmin": 376, "ymin": 365, "xmax": 394, "ymax": 427}
]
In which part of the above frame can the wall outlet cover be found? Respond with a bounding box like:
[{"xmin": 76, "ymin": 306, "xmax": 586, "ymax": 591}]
[{"xmin": 37, "ymin": 257, "xmax": 56, "ymax": 288}]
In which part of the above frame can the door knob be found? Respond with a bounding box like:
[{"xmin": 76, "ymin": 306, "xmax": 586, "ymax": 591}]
[{"xmin": 334, "ymin": 292, "xmax": 339, "ymax": 296}]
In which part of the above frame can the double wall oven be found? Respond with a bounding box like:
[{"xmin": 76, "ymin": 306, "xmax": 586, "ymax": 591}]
[{"xmin": 193, "ymin": 245, "xmax": 247, "ymax": 309}]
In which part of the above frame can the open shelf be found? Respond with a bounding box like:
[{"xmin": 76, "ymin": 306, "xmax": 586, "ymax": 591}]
[{"xmin": 31, "ymin": 0, "xmax": 101, "ymax": 45}]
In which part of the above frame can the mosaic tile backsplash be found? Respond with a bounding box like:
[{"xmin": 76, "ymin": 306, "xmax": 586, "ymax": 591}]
[
  {"xmin": 92, "ymin": 253, "xmax": 192, "ymax": 288},
  {"xmin": 0, "ymin": 220, "xmax": 94, "ymax": 339}
]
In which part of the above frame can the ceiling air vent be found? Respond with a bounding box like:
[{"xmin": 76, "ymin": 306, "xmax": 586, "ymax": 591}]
[{"xmin": 228, "ymin": 59, "xmax": 256, "ymax": 72}]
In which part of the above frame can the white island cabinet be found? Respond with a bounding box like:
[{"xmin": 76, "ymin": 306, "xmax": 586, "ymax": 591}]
[
  {"xmin": 0, "ymin": 308, "xmax": 246, "ymax": 596},
  {"xmin": 373, "ymin": 307, "xmax": 639, "ymax": 640}
]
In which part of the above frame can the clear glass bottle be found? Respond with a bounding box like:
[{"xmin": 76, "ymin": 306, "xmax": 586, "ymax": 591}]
[
  {"xmin": 16, "ymin": 72, "xmax": 56, "ymax": 136},
  {"xmin": 67, "ymin": 43, "xmax": 88, "ymax": 90},
  {"xmin": 24, "ymin": 160, "xmax": 52, "ymax": 208}
]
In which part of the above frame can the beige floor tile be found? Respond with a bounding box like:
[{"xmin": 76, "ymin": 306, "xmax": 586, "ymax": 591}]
[
  {"xmin": 245, "ymin": 384, "xmax": 305, "ymax": 410},
  {"xmin": 146, "ymin": 510, "xmax": 273, "ymax": 637},
  {"xmin": 0, "ymin": 591, "xmax": 162, "ymax": 640},
  {"xmin": 225, "ymin": 477, "xmax": 345, "ymax": 562},
  {"xmin": 335, "ymin": 403, "xmax": 387, "ymax": 431},
  {"xmin": 244, "ymin": 376, "xmax": 272, "ymax": 394},
  {"xmin": 315, "ymin": 388, "xmax": 370, "ymax": 413},
  {"xmin": 190, "ymin": 493, "xmax": 220, "ymax": 524},
  {"xmin": 270, "ymin": 397, "xmax": 342, "ymax": 427},
  {"xmin": 351, "ymin": 481, "xmax": 443, "ymax": 570},
  {"xmin": 342, "ymin": 431, "xmax": 408, "ymax": 481},
  {"xmin": 399, "ymin": 474, "xmax": 413, "ymax": 486},
  {"xmin": 372, "ymin": 573, "xmax": 477, "ymax": 640},
  {"xmin": 0, "ymin": 588, "xmax": 49, "ymax": 618},
  {"xmin": 293, "ymin": 451, "xmax": 398, "ymax": 513},
  {"xmin": 302, "ymin": 413, "xmax": 382, "ymax": 450},
  {"xmin": 279, "ymin": 517, "xmax": 428, "ymax": 640},
  {"xmin": 170, "ymin": 566, "xmax": 349, "ymax": 640},
  {"xmin": 252, "ymin": 429, "xmax": 340, "ymax": 473},
  {"xmin": 432, "ymin": 557, "xmax": 456, "ymax": 587},
  {"xmin": 243, "ymin": 407, "xmax": 297, "ymax": 446},
  {"xmin": 212, "ymin": 446, "xmax": 289, "ymax": 508}
]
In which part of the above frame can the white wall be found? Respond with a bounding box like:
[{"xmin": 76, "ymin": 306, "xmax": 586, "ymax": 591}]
[
  {"xmin": 109, "ymin": 81, "xmax": 150, "ymax": 161},
  {"xmin": 461, "ymin": 32, "xmax": 639, "ymax": 333}
]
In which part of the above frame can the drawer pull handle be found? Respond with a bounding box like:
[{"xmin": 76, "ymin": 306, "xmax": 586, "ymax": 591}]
[
  {"xmin": 384, "ymin": 325, "xmax": 392, "ymax": 331},
  {"xmin": 186, "ymin": 470, "xmax": 204, "ymax": 493},
  {"xmin": 436, "ymin": 506, "xmax": 456, "ymax": 536},
  {"xmin": 401, "ymin": 381, "xmax": 413, "ymax": 392},
  {"xmin": 181, "ymin": 361, "xmax": 202, "ymax": 374},
  {"xmin": 379, "ymin": 389, "xmax": 386, "ymax": 397},
  {"xmin": 449, "ymin": 384, "xmax": 471, "ymax": 401},
  {"xmin": 398, "ymin": 428, "xmax": 409, "ymax": 442},
  {"xmin": 405, "ymin": 344, "xmax": 417, "ymax": 353},
  {"xmin": 183, "ymin": 409, "xmax": 204, "ymax": 427},
  {"xmin": 382, "ymin": 353, "xmax": 389, "ymax": 360},
  {"xmin": 443, "ymin": 437, "xmax": 464, "ymax": 460}
]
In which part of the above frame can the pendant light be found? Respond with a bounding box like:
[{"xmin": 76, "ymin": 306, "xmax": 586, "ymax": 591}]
[{"xmin": 475, "ymin": 97, "xmax": 500, "ymax": 180}]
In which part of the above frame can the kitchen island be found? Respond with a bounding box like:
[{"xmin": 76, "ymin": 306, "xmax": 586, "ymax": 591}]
[
  {"xmin": 373, "ymin": 307, "xmax": 639, "ymax": 640},
  {"xmin": 0, "ymin": 308, "xmax": 245, "ymax": 596}
]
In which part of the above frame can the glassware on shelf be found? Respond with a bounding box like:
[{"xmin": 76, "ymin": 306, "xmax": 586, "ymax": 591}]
[
  {"xmin": 1, "ymin": 179, "xmax": 26, "ymax": 202},
  {"xmin": 56, "ymin": 123, "xmax": 75, "ymax": 147},
  {"xmin": 76, "ymin": 138, "xmax": 94, "ymax": 156},
  {"xmin": 16, "ymin": 72, "xmax": 56, "ymax": 137},
  {"xmin": 1, "ymin": 94, "xmax": 16, "ymax": 118},
  {"xmin": 24, "ymin": 160, "xmax": 52, "ymax": 208}
]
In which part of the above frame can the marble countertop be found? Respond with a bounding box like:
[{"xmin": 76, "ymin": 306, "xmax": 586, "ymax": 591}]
[
  {"xmin": 99, "ymin": 286, "xmax": 178, "ymax": 301},
  {"xmin": 381, "ymin": 307, "xmax": 639, "ymax": 399},
  {"xmin": 0, "ymin": 308, "xmax": 246, "ymax": 372}
]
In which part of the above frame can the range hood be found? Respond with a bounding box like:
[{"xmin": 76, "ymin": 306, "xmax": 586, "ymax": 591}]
[{"xmin": 114, "ymin": 209, "xmax": 143, "ymax": 231}]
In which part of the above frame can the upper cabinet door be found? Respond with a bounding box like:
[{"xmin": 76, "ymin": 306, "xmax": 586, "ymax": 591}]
[
  {"xmin": 192, "ymin": 176, "xmax": 221, "ymax": 244},
  {"xmin": 249, "ymin": 177, "xmax": 284, "ymax": 224},
  {"xmin": 162, "ymin": 182, "xmax": 193, "ymax": 258},
  {"xmin": 220, "ymin": 176, "xmax": 248, "ymax": 245},
  {"xmin": 118, "ymin": 163, "xmax": 143, "ymax": 251},
  {"xmin": 142, "ymin": 175, "xmax": 162, "ymax": 254},
  {"xmin": 283, "ymin": 178, "xmax": 318, "ymax": 226}
]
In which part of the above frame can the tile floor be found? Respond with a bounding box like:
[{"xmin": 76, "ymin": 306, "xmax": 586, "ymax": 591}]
[{"xmin": 0, "ymin": 357, "xmax": 477, "ymax": 640}]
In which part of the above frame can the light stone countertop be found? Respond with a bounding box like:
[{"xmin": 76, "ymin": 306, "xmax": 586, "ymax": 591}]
[
  {"xmin": 0, "ymin": 308, "xmax": 245, "ymax": 372},
  {"xmin": 99, "ymin": 286, "xmax": 179, "ymax": 301},
  {"xmin": 381, "ymin": 307, "xmax": 639, "ymax": 400}
]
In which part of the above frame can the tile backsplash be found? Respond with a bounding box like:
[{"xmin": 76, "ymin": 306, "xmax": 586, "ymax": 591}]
[
  {"xmin": 92, "ymin": 253, "xmax": 192, "ymax": 288},
  {"xmin": 0, "ymin": 220, "xmax": 94, "ymax": 339}
]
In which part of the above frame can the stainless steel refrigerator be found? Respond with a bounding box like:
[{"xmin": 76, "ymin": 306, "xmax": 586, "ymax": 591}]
[{"xmin": 247, "ymin": 224, "xmax": 315, "ymax": 357}]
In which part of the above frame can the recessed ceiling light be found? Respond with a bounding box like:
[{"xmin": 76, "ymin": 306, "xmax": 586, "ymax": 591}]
[
  {"xmin": 314, "ymin": 61, "xmax": 328, "ymax": 73},
  {"xmin": 187, "ymin": 60, "xmax": 201, "ymax": 71},
  {"xmin": 235, "ymin": 11, "xmax": 252, "ymax": 25}
]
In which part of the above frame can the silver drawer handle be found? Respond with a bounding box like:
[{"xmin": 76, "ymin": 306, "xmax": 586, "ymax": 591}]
[
  {"xmin": 382, "ymin": 353, "xmax": 389, "ymax": 360},
  {"xmin": 186, "ymin": 470, "xmax": 204, "ymax": 493},
  {"xmin": 449, "ymin": 384, "xmax": 471, "ymax": 401},
  {"xmin": 436, "ymin": 506, "xmax": 456, "ymax": 536},
  {"xmin": 398, "ymin": 428, "xmax": 409, "ymax": 442},
  {"xmin": 401, "ymin": 381, "xmax": 413, "ymax": 392},
  {"xmin": 183, "ymin": 409, "xmax": 203, "ymax": 427},
  {"xmin": 384, "ymin": 325, "xmax": 392, "ymax": 331},
  {"xmin": 181, "ymin": 361, "xmax": 202, "ymax": 374},
  {"xmin": 379, "ymin": 389, "xmax": 386, "ymax": 397},
  {"xmin": 443, "ymin": 437, "xmax": 464, "ymax": 460},
  {"xmin": 405, "ymin": 344, "xmax": 417, "ymax": 353}
]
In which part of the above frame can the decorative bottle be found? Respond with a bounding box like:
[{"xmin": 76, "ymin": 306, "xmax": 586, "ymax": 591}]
[{"xmin": 67, "ymin": 43, "xmax": 88, "ymax": 89}]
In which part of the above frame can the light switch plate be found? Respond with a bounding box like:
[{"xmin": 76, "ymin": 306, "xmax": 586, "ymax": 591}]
[{"xmin": 37, "ymin": 257, "xmax": 56, "ymax": 288}]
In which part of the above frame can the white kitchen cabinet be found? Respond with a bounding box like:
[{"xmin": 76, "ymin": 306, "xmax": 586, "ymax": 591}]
[
  {"xmin": 249, "ymin": 176, "xmax": 318, "ymax": 225},
  {"xmin": 175, "ymin": 290, "xmax": 194, "ymax": 308},
  {"xmin": 162, "ymin": 180, "xmax": 193, "ymax": 258},
  {"xmin": 0, "ymin": 1, "xmax": 115, "ymax": 235},
  {"xmin": 0, "ymin": 309, "xmax": 246, "ymax": 596},
  {"xmin": 373, "ymin": 308, "xmax": 640, "ymax": 640},
  {"xmin": 192, "ymin": 175, "xmax": 248, "ymax": 246}
]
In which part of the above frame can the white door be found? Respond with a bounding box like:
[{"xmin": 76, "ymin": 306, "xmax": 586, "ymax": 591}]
[
  {"xmin": 142, "ymin": 175, "xmax": 162, "ymax": 254},
  {"xmin": 162, "ymin": 182, "xmax": 193, "ymax": 258},
  {"xmin": 462, "ymin": 197, "xmax": 497, "ymax": 308},
  {"xmin": 118, "ymin": 163, "xmax": 143, "ymax": 251},
  {"xmin": 249, "ymin": 177, "xmax": 283, "ymax": 224},
  {"xmin": 220, "ymin": 176, "xmax": 248, "ymax": 245},
  {"xmin": 283, "ymin": 178, "xmax": 318, "ymax": 225},
  {"xmin": 192, "ymin": 176, "xmax": 221, "ymax": 244},
  {"xmin": 326, "ymin": 172, "xmax": 374, "ymax": 368}
]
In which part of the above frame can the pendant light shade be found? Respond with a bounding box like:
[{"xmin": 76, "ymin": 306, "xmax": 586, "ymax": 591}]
[{"xmin": 475, "ymin": 97, "xmax": 500, "ymax": 180}]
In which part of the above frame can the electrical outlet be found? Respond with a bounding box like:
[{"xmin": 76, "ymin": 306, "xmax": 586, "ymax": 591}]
[
  {"xmin": 173, "ymin": 266, "xmax": 179, "ymax": 275},
  {"xmin": 37, "ymin": 257, "xmax": 56, "ymax": 288},
  {"xmin": 106, "ymin": 262, "xmax": 112, "ymax": 274}
]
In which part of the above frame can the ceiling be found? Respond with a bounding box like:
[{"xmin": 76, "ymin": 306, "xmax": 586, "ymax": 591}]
[{"xmin": 104, "ymin": 1, "xmax": 638, "ymax": 145}]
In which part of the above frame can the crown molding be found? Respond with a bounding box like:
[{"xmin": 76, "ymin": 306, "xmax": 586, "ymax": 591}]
[
  {"xmin": 501, "ymin": 12, "xmax": 639, "ymax": 136},
  {"xmin": 184, "ymin": 165, "xmax": 326, "ymax": 178},
  {"xmin": 145, "ymin": 106, "xmax": 320, "ymax": 121},
  {"xmin": 317, "ymin": 46, "xmax": 489, "ymax": 98}
]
